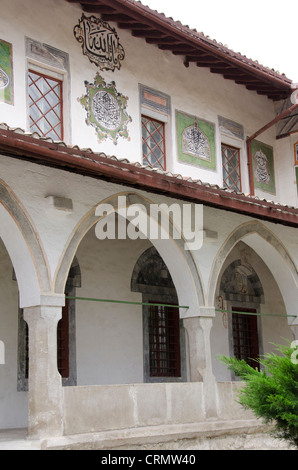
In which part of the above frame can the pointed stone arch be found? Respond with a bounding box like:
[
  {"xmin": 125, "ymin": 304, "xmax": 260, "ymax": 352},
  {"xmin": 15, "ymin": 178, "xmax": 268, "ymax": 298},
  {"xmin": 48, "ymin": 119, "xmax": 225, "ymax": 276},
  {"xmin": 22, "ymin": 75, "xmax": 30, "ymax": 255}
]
[
  {"xmin": 131, "ymin": 245, "xmax": 178, "ymax": 298},
  {"xmin": 54, "ymin": 192, "xmax": 205, "ymax": 316},
  {"xmin": 0, "ymin": 179, "xmax": 51, "ymax": 307},
  {"xmin": 219, "ymin": 257, "xmax": 265, "ymax": 304},
  {"xmin": 208, "ymin": 220, "xmax": 298, "ymax": 324}
]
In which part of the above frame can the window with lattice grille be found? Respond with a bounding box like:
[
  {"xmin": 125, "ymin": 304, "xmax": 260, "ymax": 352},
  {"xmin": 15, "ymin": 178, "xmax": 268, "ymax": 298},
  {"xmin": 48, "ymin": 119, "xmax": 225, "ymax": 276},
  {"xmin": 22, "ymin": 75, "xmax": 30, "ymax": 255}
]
[
  {"xmin": 222, "ymin": 144, "xmax": 241, "ymax": 191},
  {"xmin": 232, "ymin": 308, "xmax": 260, "ymax": 370},
  {"xmin": 28, "ymin": 70, "xmax": 63, "ymax": 140},
  {"xmin": 142, "ymin": 116, "xmax": 166, "ymax": 170},
  {"xmin": 148, "ymin": 304, "xmax": 180, "ymax": 377}
]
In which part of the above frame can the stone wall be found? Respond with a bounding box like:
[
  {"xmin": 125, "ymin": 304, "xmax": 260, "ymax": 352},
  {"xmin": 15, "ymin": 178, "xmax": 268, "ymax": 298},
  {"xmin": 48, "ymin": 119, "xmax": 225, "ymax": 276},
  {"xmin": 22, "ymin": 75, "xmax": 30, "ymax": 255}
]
[{"xmin": 62, "ymin": 381, "xmax": 252, "ymax": 436}]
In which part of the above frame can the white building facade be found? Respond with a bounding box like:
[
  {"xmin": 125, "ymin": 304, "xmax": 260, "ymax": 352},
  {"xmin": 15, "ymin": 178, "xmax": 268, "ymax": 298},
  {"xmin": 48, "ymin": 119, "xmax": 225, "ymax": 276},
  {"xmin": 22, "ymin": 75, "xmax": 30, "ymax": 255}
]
[{"xmin": 0, "ymin": 0, "xmax": 297, "ymax": 449}]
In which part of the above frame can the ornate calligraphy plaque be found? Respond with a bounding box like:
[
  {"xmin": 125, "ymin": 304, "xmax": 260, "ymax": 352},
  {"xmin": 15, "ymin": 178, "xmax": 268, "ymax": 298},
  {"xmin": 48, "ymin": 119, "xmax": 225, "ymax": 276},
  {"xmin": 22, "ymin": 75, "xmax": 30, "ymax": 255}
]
[
  {"xmin": 0, "ymin": 39, "xmax": 13, "ymax": 105},
  {"xmin": 79, "ymin": 73, "xmax": 131, "ymax": 144},
  {"xmin": 182, "ymin": 121, "xmax": 211, "ymax": 160},
  {"xmin": 74, "ymin": 14, "xmax": 125, "ymax": 71},
  {"xmin": 251, "ymin": 140, "xmax": 275, "ymax": 194},
  {"xmin": 176, "ymin": 111, "xmax": 216, "ymax": 170},
  {"xmin": 254, "ymin": 150, "xmax": 271, "ymax": 185}
]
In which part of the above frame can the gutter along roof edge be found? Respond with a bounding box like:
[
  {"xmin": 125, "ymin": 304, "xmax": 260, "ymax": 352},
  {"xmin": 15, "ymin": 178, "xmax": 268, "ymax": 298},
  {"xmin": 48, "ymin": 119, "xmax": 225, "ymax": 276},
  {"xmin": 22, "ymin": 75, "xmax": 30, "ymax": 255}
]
[{"xmin": 0, "ymin": 123, "xmax": 297, "ymax": 227}]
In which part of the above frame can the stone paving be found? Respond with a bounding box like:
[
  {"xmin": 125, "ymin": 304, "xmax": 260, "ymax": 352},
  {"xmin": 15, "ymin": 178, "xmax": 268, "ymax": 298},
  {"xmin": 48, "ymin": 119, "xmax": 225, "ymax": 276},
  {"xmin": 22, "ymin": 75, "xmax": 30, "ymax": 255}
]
[{"xmin": 0, "ymin": 427, "xmax": 294, "ymax": 451}]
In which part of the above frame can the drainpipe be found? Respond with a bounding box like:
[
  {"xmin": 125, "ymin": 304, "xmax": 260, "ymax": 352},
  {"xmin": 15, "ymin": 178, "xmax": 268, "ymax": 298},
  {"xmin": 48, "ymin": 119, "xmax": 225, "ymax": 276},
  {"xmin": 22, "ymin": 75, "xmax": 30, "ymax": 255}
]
[{"xmin": 246, "ymin": 86, "xmax": 298, "ymax": 196}]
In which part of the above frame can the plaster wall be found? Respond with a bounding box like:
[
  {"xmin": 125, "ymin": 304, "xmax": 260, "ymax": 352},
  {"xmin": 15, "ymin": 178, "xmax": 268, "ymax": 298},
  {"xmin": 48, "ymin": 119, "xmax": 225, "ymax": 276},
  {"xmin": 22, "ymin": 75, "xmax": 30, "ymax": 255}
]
[
  {"xmin": 62, "ymin": 381, "xmax": 252, "ymax": 436},
  {"xmin": 0, "ymin": 0, "xmax": 296, "ymax": 206},
  {"xmin": 75, "ymin": 228, "xmax": 151, "ymax": 385}
]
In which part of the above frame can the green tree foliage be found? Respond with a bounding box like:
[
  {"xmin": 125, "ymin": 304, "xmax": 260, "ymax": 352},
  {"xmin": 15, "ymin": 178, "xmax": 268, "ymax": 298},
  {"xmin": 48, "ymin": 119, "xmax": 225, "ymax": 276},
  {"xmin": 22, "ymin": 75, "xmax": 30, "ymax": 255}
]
[{"xmin": 220, "ymin": 343, "xmax": 298, "ymax": 447}]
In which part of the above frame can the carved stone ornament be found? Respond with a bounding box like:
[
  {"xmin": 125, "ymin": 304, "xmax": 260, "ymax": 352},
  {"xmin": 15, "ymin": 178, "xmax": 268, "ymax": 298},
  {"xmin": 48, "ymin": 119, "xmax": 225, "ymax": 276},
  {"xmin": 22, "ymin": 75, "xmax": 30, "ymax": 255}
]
[
  {"xmin": 79, "ymin": 73, "xmax": 131, "ymax": 144},
  {"xmin": 74, "ymin": 14, "xmax": 125, "ymax": 71}
]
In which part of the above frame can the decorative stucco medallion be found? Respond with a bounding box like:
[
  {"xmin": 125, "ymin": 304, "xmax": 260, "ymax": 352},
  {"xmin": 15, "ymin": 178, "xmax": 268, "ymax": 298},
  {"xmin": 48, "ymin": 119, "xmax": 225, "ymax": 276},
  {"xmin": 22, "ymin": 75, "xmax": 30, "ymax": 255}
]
[
  {"xmin": 79, "ymin": 73, "xmax": 131, "ymax": 144},
  {"xmin": 74, "ymin": 14, "xmax": 125, "ymax": 71}
]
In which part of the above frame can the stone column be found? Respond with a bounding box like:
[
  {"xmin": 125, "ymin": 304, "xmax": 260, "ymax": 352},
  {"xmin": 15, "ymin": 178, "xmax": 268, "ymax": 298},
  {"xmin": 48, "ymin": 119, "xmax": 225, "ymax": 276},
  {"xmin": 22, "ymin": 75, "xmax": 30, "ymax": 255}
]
[
  {"xmin": 183, "ymin": 307, "xmax": 218, "ymax": 418},
  {"xmin": 23, "ymin": 296, "xmax": 64, "ymax": 439}
]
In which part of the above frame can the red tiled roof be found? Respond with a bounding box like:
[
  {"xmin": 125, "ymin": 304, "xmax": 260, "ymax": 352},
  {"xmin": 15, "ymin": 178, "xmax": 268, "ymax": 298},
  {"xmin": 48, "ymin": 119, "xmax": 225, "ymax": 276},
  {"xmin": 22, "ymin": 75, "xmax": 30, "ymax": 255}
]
[{"xmin": 0, "ymin": 123, "xmax": 297, "ymax": 227}]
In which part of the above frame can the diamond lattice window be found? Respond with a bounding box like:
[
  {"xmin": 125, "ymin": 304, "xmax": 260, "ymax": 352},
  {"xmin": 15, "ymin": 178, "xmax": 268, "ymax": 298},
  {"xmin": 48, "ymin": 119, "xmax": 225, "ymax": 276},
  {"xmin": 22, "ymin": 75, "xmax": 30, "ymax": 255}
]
[
  {"xmin": 222, "ymin": 144, "xmax": 241, "ymax": 191},
  {"xmin": 28, "ymin": 70, "xmax": 63, "ymax": 140},
  {"xmin": 142, "ymin": 116, "xmax": 166, "ymax": 170}
]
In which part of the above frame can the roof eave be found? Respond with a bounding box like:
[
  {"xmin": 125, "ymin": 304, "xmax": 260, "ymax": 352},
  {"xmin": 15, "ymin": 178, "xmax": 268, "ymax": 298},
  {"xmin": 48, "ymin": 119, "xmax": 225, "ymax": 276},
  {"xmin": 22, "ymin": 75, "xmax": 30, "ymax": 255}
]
[
  {"xmin": 66, "ymin": 0, "xmax": 293, "ymax": 101},
  {"xmin": 0, "ymin": 126, "xmax": 297, "ymax": 228}
]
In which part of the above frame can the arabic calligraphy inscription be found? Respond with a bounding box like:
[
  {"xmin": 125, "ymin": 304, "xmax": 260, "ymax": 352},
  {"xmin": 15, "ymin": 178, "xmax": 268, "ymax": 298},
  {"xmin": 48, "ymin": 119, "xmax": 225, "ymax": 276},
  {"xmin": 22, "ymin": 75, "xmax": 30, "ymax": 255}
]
[
  {"xmin": 92, "ymin": 91, "xmax": 122, "ymax": 131},
  {"xmin": 182, "ymin": 121, "xmax": 211, "ymax": 160},
  {"xmin": 74, "ymin": 14, "xmax": 125, "ymax": 71},
  {"xmin": 79, "ymin": 73, "xmax": 131, "ymax": 144},
  {"xmin": 254, "ymin": 149, "xmax": 271, "ymax": 185}
]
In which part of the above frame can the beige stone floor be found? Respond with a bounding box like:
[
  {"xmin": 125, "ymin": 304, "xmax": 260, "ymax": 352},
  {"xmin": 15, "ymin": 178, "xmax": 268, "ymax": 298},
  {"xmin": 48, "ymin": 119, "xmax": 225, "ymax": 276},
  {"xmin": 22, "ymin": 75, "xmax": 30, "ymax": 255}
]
[{"xmin": 0, "ymin": 426, "xmax": 294, "ymax": 451}]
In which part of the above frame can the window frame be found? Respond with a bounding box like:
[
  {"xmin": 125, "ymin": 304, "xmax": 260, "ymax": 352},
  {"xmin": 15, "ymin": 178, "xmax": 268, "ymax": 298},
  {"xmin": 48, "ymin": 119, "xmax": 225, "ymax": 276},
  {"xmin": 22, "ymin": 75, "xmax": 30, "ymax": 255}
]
[
  {"xmin": 148, "ymin": 302, "xmax": 181, "ymax": 378},
  {"xmin": 28, "ymin": 68, "xmax": 64, "ymax": 141},
  {"xmin": 231, "ymin": 307, "xmax": 260, "ymax": 370},
  {"xmin": 221, "ymin": 142, "xmax": 242, "ymax": 192},
  {"xmin": 141, "ymin": 114, "xmax": 166, "ymax": 170},
  {"xmin": 139, "ymin": 85, "xmax": 171, "ymax": 171},
  {"xmin": 25, "ymin": 38, "xmax": 70, "ymax": 143},
  {"xmin": 142, "ymin": 293, "xmax": 186, "ymax": 383}
]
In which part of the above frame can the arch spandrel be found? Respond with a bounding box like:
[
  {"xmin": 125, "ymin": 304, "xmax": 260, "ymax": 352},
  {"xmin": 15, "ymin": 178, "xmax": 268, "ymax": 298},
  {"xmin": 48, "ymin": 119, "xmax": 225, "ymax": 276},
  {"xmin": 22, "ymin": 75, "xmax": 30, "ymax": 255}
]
[
  {"xmin": 208, "ymin": 221, "xmax": 298, "ymax": 325},
  {"xmin": 0, "ymin": 180, "xmax": 51, "ymax": 307},
  {"xmin": 54, "ymin": 192, "xmax": 205, "ymax": 316}
]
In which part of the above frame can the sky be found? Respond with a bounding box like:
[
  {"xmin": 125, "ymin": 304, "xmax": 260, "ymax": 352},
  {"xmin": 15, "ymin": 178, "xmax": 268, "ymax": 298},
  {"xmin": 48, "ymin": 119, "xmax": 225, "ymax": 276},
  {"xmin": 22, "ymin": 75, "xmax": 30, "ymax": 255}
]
[{"xmin": 141, "ymin": 0, "xmax": 298, "ymax": 83}]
